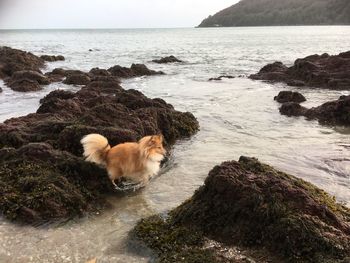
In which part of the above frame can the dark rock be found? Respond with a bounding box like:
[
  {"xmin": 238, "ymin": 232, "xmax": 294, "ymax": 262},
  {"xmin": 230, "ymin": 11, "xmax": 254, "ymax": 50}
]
[
  {"xmin": 135, "ymin": 157, "xmax": 350, "ymax": 262},
  {"xmin": 47, "ymin": 68, "xmax": 97, "ymax": 84},
  {"xmin": 0, "ymin": 83, "xmax": 199, "ymax": 224},
  {"xmin": 0, "ymin": 87, "xmax": 2, "ymax": 93},
  {"xmin": 279, "ymin": 102, "xmax": 308, "ymax": 116},
  {"xmin": 0, "ymin": 143, "xmax": 111, "ymax": 224},
  {"xmin": 5, "ymin": 70, "xmax": 50, "ymax": 92},
  {"xmin": 8, "ymin": 70, "xmax": 50, "ymax": 85},
  {"xmin": 286, "ymin": 79, "xmax": 306, "ymax": 87},
  {"xmin": 40, "ymin": 55, "xmax": 65, "ymax": 62},
  {"xmin": 108, "ymin": 64, "xmax": 164, "ymax": 78},
  {"xmin": 8, "ymin": 79, "xmax": 43, "ymax": 92},
  {"xmin": 131, "ymin": 63, "xmax": 164, "ymax": 76},
  {"xmin": 280, "ymin": 95, "xmax": 350, "ymax": 126},
  {"xmin": 250, "ymin": 51, "xmax": 350, "ymax": 90},
  {"xmin": 209, "ymin": 75, "xmax": 235, "ymax": 81},
  {"xmin": 63, "ymin": 74, "xmax": 91, "ymax": 85},
  {"xmin": 0, "ymin": 46, "xmax": 45, "ymax": 78},
  {"xmin": 89, "ymin": 67, "xmax": 111, "ymax": 77},
  {"xmin": 45, "ymin": 71, "xmax": 65, "ymax": 82},
  {"xmin": 152, "ymin": 55, "xmax": 183, "ymax": 64},
  {"xmin": 274, "ymin": 91, "xmax": 306, "ymax": 103}
]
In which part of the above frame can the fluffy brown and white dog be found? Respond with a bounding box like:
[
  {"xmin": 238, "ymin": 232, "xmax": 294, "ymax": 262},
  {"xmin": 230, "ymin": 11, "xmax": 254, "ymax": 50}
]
[{"xmin": 81, "ymin": 134, "xmax": 166, "ymax": 188}]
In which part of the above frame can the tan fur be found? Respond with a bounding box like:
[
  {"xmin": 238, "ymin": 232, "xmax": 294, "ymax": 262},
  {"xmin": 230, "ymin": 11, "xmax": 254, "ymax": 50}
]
[{"xmin": 81, "ymin": 134, "xmax": 166, "ymax": 187}]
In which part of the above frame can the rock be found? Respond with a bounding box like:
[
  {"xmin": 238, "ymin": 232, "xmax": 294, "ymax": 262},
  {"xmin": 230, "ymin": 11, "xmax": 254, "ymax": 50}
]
[
  {"xmin": 280, "ymin": 95, "xmax": 350, "ymax": 126},
  {"xmin": 0, "ymin": 87, "xmax": 2, "ymax": 93},
  {"xmin": 5, "ymin": 70, "xmax": 50, "ymax": 92},
  {"xmin": 40, "ymin": 55, "xmax": 65, "ymax": 62},
  {"xmin": 209, "ymin": 75, "xmax": 235, "ymax": 81},
  {"xmin": 89, "ymin": 67, "xmax": 111, "ymax": 77},
  {"xmin": 250, "ymin": 51, "xmax": 350, "ymax": 90},
  {"xmin": 7, "ymin": 79, "xmax": 42, "ymax": 92},
  {"xmin": 108, "ymin": 64, "xmax": 164, "ymax": 78},
  {"xmin": 0, "ymin": 143, "xmax": 111, "ymax": 224},
  {"xmin": 8, "ymin": 70, "xmax": 50, "ymax": 85},
  {"xmin": 131, "ymin": 63, "xmax": 164, "ymax": 76},
  {"xmin": 274, "ymin": 91, "xmax": 306, "ymax": 103},
  {"xmin": 45, "ymin": 68, "xmax": 65, "ymax": 82},
  {"xmin": 135, "ymin": 157, "xmax": 350, "ymax": 262},
  {"xmin": 0, "ymin": 46, "xmax": 45, "ymax": 78},
  {"xmin": 286, "ymin": 79, "xmax": 305, "ymax": 87},
  {"xmin": 63, "ymin": 73, "xmax": 91, "ymax": 85},
  {"xmin": 279, "ymin": 102, "xmax": 308, "ymax": 116},
  {"xmin": 0, "ymin": 84, "xmax": 199, "ymax": 223},
  {"xmin": 152, "ymin": 55, "xmax": 183, "ymax": 64}
]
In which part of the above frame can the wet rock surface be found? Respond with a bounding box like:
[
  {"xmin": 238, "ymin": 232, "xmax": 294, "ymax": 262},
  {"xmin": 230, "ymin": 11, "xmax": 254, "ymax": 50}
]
[
  {"xmin": 280, "ymin": 95, "xmax": 350, "ymax": 126},
  {"xmin": 108, "ymin": 63, "xmax": 164, "ymax": 78},
  {"xmin": 209, "ymin": 75, "xmax": 235, "ymax": 81},
  {"xmin": 0, "ymin": 46, "xmax": 45, "ymax": 78},
  {"xmin": 5, "ymin": 70, "xmax": 51, "ymax": 92},
  {"xmin": 40, "ymin": 55, "xmax": 65, "ymax": 62},
  {"xmin": 250, "ymin": 51, "xmax": 350, "ymax": 90},
  {"xmin": 274, "ymin": 91, "xmax": 306, "ymax": 103},
  {"xmin": 63, "ymin": 73, "xmax": 91, "ymax": 85},
  {"xmin": 0, "ymin": 77, "xmax": 199, "ymax": 223},
  {"xmin": 152, "ymin": 55, "xmax": 183, "ymax": 64},
  {"xmin": 135, "ymin": 157, "xmax": 350, "ymax": 262}
]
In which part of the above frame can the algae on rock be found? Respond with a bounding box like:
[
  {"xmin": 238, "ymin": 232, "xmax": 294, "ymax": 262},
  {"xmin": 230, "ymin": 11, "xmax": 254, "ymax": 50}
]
[{"xmin": 134, "ymin": 157, "xmax": 350, "ymax": 263}]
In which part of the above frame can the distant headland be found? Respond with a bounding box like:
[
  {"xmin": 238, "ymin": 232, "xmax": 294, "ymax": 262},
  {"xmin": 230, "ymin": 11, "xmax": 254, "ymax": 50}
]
[{"xmin": 198, "ymin": 0, "xmax": 350, "ymax": 27}]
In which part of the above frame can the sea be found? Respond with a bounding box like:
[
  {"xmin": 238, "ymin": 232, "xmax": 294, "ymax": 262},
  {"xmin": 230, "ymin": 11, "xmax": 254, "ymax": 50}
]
[{"xmin": 0, "ymin": 26, "xmax": 349, "ymax": 262}]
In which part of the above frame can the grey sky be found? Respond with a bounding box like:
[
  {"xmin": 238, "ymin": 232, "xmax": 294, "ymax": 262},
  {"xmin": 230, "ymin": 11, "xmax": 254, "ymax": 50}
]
[{"xmin": 0, "ymin": 0, "xmax": 238, "ymax": 29}]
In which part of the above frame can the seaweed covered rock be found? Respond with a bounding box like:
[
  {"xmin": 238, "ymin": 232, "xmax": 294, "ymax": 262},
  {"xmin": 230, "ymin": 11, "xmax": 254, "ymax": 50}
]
[
  {"xmin": 63, "ymin": 73, "xmax": 91, "ymax": 85},
  {"xmin": 280, "ymin": 95, "xmax": 350, "ymax": 126},
  {"xmin": 135, "ymin": 157, "xmax": 350, "ymax": 262},
  {"xmin": 0, "ymin": 143, "xmax": 111, "ymax": 223},
  {"xmin": 0, "ymin": 46, "xmax": 45, "ymax": 78},
  {"xmin": 274, "ymin": 91, "xmax": 306, "ymax": 103},
  {"xmin": 40, "ymin": 55, "xmax": 65, "ymax": 62},
  {"xmin": 250, "ymin": 51, "xmax": 350, "ymax": 90},
  {"xmin": 108, "ymin": 64, "xmax": 164, "ymax": 78},
  {"xmin": 5, "ymin": 70, "xmax": 50, "ymax": 92},
  {"xmin": 0, "ymin": 83, "xmax": 199, "ymax": 223},
  {"xmin": 152, "ymin": 55, "xmax": 183, "ymax": 64}
]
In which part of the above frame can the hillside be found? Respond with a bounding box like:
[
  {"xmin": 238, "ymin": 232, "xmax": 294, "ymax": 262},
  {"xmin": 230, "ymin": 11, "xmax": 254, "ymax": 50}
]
[{"xmin": 198, "ymin": 0, "xmax": 350, "ymax": 27}]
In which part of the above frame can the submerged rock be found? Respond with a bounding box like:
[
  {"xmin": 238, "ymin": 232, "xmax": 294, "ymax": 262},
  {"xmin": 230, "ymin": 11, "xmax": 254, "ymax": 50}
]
[
  {"xmin": 0, "ymin": 46, "xmax": 45, "ymax": 78},
  {"xmin": 250, "ymin": 51, "xmax": 350, "ymax": 90},
  {"xmin": 40, "ymin": 55, "xmax": 65, "ymax": 62},
  {"xmin": 0, "ymin": 82, "xmax": 199, "ymax": 223},
  {"xmin": 152, "ymin": 55, "xmax": 183, "ymax": 64},
  {"xmin": 209, "ymin": 75, "xmax": 235, "ymax": 81},
  {"xmin": 108, "ymin": 64, "xmax": 164, "ymax": 78},
  {"xmin": 134, "ymin": 157, "xmax": 350, "ymax": 262},
  {"xmin": 280, "ymin": 95, "xmax": 350, "ymax": 126},
  {"xmin": 274, "ymin": 91, "xmax": 306, "ymax": 103}
]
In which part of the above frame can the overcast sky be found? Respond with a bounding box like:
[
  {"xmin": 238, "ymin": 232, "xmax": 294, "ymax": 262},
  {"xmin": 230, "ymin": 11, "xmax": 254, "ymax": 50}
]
[{"xmin": 0, "ymin": 0, "xmax": 239, "ymax": 29}]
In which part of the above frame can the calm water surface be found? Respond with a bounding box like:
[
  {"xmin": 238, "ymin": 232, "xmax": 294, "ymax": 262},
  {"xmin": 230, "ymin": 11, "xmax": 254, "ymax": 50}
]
[{"xmin": 0, "ymin": 27, "xmax": 350, "ymax": 262}]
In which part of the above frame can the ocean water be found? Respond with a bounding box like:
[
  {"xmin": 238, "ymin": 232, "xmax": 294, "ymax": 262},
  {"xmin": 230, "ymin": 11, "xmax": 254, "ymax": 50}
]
[{"xmin": 0, "ymin": 27, "xmax": 350, "ymax": 262}]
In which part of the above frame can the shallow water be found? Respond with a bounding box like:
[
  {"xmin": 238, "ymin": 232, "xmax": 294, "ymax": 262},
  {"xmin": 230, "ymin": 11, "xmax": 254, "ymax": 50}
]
[{"xmin": 0, "ymin": 27, "xmax": 350, "ymax": 262}]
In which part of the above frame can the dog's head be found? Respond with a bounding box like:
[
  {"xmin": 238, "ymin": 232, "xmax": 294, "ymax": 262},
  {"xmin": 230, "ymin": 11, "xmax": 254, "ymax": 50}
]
[{"xmin": 139, "ymin": 134, "xmax": 166, "ymax": 161}]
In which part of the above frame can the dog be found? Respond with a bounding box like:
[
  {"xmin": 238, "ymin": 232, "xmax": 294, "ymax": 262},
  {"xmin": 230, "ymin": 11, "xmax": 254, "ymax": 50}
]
[{"xmin": 80, "ymin": 134, "xmax": 166, "ymax": 188}]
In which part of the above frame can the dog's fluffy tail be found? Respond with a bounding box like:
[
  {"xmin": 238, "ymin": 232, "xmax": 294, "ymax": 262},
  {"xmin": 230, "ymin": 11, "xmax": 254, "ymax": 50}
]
[{"xmin": 81, "ymin": 134, "xmax": 111, "ymax": 166}]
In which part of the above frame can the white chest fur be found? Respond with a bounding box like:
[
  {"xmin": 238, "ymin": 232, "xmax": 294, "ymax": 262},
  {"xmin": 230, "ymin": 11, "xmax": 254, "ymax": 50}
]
[{"xmin": 146, "ymin": 153, "xmax": 164, "ymax": 176}]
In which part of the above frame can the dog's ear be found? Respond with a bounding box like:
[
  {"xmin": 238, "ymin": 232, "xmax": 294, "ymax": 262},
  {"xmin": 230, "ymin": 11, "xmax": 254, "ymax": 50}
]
[
  {"xmin": 149, "ymin": 135, "xmax": 156, "ymax": 144},
  {"xmin": 158, "ymin": 134, "xmax": 164, "ymax": 142}
]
